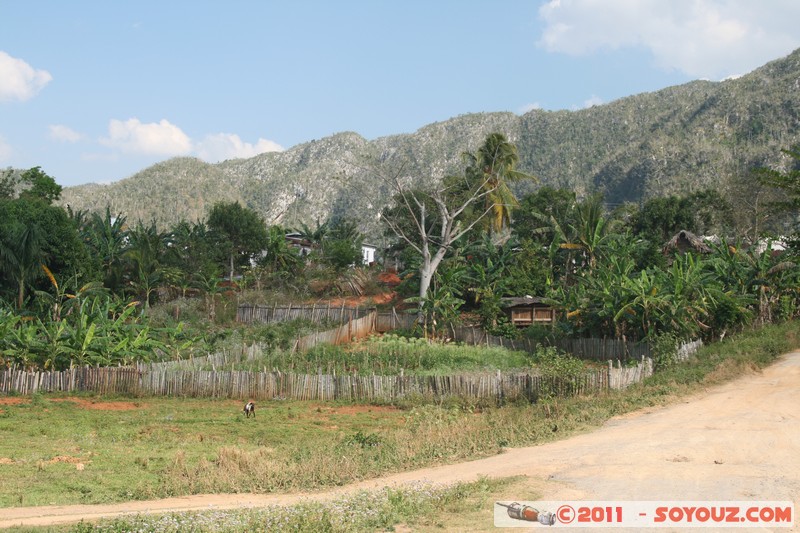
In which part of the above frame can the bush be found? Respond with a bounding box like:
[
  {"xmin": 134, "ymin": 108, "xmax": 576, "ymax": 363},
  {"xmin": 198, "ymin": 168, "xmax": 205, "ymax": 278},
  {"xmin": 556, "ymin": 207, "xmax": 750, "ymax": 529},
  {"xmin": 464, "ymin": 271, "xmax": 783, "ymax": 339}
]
[{"xmin": 651, "ymin": 332, "xmax": 679, "ymax": 371}]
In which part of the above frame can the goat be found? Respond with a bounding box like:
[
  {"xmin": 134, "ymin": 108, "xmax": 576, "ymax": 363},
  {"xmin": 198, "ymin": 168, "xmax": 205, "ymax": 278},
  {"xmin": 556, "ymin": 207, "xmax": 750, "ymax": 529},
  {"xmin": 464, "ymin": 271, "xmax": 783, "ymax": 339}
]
[{"xmin": 243, "ymin": 400, "xmax": 255, "ymax": 418}]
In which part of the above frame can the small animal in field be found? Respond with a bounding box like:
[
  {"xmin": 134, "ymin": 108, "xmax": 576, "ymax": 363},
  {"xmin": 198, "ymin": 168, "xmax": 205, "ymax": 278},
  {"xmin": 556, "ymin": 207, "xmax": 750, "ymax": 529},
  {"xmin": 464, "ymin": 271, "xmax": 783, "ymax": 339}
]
[{"xmin": 243, "ymin": 401, "xmax": 256, "ymax": 418}]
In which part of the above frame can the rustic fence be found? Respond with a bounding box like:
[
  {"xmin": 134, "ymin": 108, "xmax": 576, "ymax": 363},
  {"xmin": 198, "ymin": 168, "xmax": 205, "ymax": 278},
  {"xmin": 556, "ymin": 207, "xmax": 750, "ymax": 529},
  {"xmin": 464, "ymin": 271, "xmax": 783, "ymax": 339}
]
[
  {"xmin": 443, "ymin": 325, "xmax": 652, "ymax": 362},
  {"xmin": 375, "ymin": 309, "xmax": 417, "ymax": 332},
  {"xmin": 236, "ymin": 303, "xmax": 371, "ymax": 325},
  {"xmin": 0, "ymin": 364, "xmax": 626, "ymax": 402},
  {"xmin": 0, "ymin": 366, "xmax": 141, "ymax": 396},
  {"xmin": 138, "ymin": 344, "xmax": 266, "ymax": 372},
  {"xmin": 295, "ymin": 311, "xmax": 377, "ymax": 351}
]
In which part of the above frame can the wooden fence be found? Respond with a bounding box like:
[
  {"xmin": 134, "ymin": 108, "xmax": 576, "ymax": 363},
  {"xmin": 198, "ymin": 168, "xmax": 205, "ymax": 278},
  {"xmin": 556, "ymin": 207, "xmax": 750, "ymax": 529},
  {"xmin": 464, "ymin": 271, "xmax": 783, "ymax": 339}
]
[
  {"xmin": 295, "ymin": 311, "xmax": 377, "ymax": 350},
  {"xmin": 0, "ymin": 364, "xmax": 624, "ymax": 402},
  {"xmin": 138, "ymin": 344, "xmax": 266, "ymax": 372},
  {"xmin": 375, "ymin": 309, "xmax": 418, "ymax": 332},
  {"xmin": 445, "ymin": 325, "xmax": 652, "ymax": 362},
  {"xmin": 0, "ymin": 366, "xmax": 141, "ymax": 396},
  {"xmin": 237, "ymin": 304, "xmax": 371, "ymax": 325}
]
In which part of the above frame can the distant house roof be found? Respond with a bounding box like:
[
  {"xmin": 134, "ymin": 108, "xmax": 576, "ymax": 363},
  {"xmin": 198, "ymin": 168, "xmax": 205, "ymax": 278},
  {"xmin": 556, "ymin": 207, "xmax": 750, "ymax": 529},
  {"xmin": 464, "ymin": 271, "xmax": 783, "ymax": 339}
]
[
  {"xmin": 663, "ymin": 230, "xmax": 712, "ymax": 255},
  {"xmin": 500, "ymin": 296, "xmax": 551, "ymax": 308}
]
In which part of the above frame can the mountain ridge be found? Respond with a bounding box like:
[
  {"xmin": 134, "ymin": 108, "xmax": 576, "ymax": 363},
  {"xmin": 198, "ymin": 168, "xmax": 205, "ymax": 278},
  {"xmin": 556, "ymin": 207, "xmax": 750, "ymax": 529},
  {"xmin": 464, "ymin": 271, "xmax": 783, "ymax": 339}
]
[{"xmin": 59, "ymin": 49, "xmax": 800, "ymax": 233}]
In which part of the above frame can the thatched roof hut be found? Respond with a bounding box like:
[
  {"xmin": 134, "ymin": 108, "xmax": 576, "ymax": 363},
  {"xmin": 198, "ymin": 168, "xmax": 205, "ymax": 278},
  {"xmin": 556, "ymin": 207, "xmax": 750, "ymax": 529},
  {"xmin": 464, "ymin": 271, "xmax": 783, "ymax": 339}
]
[{"xmin": 663, "ymin": 230, "xmax": 713, "ymax": 255}]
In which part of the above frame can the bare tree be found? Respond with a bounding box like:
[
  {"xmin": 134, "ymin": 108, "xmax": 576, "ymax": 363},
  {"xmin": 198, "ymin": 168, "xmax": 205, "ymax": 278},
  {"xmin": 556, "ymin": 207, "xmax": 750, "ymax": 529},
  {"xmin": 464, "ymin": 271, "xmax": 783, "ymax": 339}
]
[{"xmin": 378, "ymin": 163, "xmax": 498, "ymax": 319}]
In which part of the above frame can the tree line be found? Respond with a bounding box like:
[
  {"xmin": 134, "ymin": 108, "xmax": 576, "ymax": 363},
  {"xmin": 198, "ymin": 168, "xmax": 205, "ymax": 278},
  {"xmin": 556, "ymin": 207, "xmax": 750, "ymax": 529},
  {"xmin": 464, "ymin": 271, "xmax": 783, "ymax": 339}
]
[
  {"xmin": 2, "ymin": 135, "xmax": 800, "ymax": 370},
  {"xmin": 379, "ymin": 134, "xmax": 800, "ymax": 343},
  {"xmin": 0, "ymin": 166, "xmax": 367, "ymax": 369}
]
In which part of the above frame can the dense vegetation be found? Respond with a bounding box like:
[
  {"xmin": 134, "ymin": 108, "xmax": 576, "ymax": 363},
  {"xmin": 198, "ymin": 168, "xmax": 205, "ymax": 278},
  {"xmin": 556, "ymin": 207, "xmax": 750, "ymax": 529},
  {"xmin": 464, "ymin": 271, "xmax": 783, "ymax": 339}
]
[{"xmin": 2, "ymin": 129, "xmax": 800, "ymax": 373}]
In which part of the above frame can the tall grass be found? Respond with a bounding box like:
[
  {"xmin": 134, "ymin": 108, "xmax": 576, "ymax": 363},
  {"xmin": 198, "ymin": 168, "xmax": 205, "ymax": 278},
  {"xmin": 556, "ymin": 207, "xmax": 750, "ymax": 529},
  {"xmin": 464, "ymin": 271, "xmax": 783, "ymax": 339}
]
[{"xmin": 225, "ymin": 334, "xmax": 542, "ymax": 375}]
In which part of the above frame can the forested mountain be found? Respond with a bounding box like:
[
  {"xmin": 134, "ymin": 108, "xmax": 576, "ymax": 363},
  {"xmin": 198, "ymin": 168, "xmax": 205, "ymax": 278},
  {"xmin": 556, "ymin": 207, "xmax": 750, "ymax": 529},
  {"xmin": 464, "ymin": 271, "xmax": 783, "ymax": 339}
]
[{"xmin": 60, "ymin": 49, "xmax": 800, "ymax": 234}]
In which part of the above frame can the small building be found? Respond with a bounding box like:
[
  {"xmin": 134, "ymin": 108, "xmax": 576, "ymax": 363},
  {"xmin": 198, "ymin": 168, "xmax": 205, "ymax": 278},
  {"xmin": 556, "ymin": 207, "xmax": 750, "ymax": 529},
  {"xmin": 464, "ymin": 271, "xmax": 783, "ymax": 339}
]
[
  {"xmin": 663, "ymin": 230, "xmax": 712, "ymax": 256},
  {"xmin": 500, "ymin": 296, "xmax": 556, "ymax": 328},
  {"xmin": 285, "ymin": 232, "xmax": 314, "ymax": 257},
  {"xmin": 362, "ymin": 243, "xmax": 377, "ymax": 265}
]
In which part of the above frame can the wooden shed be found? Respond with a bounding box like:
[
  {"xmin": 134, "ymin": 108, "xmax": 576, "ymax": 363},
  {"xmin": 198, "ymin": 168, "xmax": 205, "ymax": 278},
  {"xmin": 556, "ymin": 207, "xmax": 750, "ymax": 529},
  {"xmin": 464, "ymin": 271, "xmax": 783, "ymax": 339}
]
[{"xmin": 500, "ymin": 296, "xmax": 556, "ymax": 328}]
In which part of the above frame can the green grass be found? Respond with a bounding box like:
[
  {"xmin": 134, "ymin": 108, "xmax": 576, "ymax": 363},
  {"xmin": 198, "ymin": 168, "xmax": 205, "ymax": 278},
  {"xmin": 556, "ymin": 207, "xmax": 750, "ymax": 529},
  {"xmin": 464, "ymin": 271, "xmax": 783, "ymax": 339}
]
[
  {"xmin": 227, "ymin": 333, "xmax": 544, "ymax": 375},
  {"xmin": 0, "ymin": 396, "xmax": 406, "ymax": 507},
  {"xmin": 1, "ymin": 320, "xmax": 798, "ymax": 529}
]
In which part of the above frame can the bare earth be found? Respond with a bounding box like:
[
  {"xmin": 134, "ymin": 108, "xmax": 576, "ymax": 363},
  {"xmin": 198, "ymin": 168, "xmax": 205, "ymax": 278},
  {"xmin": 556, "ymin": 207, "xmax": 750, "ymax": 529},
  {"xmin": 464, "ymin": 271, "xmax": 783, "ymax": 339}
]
[{"xmin": 1, "ymin": 352, "xmax": 799, "ymax": 531}]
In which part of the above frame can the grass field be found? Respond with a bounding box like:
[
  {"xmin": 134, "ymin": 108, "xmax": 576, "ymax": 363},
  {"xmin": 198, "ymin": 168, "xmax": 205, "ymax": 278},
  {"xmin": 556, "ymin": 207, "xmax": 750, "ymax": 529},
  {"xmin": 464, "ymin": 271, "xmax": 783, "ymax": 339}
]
[
  {"xmin": 2, "ymin": 320, "xmax": 799, "ymax": 531},
  {"xmin": 0, "ymin": 396, "xmax": 407, "ymax": 507}
]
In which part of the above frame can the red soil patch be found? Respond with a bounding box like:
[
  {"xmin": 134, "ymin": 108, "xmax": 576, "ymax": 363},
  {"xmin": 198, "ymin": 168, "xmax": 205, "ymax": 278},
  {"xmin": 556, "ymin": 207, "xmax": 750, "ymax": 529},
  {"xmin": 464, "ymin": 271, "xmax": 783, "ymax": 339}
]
[
  {"xmin": 308, "ymin": 403, "xmax": 401, "ymax": 415},
  {"xmin": 377, "ymin": 270, "xmax": 402, "ymax": 287},
  {"xmin": 47, "ymin": 456, "xmax": 84, "ymax": 464},
  {"xmin": 0, "ymin": 397, "xmax": 28, "ymax": 406},
  {"xmin": 324, "ymin": 291, "xmax": 398, "ymax": 308},
  {"xmin": 50, "ymin": 398, "xmax": 143, "ymax": 411}
]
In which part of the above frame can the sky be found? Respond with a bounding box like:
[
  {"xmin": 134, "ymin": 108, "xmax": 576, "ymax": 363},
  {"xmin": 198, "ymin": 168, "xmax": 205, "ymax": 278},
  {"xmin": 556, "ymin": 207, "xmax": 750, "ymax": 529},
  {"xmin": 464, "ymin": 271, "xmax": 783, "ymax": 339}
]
[{"xmin": 1, "ymin": 1, "xmax": 799, "ymax": 187}]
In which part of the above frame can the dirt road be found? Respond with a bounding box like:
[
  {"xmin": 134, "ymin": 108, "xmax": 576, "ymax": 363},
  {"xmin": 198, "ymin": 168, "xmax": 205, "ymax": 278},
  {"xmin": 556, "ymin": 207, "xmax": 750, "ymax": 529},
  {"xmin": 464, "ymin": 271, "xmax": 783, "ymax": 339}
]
[{"xmin": 2, "ymin": 352, "xmax": 798, "ymax": 530}]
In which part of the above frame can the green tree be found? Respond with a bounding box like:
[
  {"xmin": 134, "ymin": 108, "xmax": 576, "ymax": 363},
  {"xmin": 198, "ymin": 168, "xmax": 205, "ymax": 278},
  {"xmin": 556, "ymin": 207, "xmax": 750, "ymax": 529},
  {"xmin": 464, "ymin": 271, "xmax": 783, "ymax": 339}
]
[
  {"xmin": 322, "ymin": 217, "xmax": 363, "ymax": 271},
  {"xmin": 207, "ymin": 201, "xmax": 269, "ymax": 280},
  {"xmin": 754, "ymin": 146, "xmax": 800, "ymax": 213},
  {"xmin": 124, "ymin": 222, "xmax": 170, "ymax": 308},
  {"xmin": 462, "ymin": 133, "xmax": 535, "ymax": 235},
  {"xmin": 629, "ymin": 190, "xmax": 732, "ymax": 244},
  {"xmin": 165, "ymin": 220, "xmax": 222, "ymax": 294},
  {"xmin": 513, "ymin": 187, "xmax": 577, "ymax": 243},
  {"xmin": 80, "ymin": 208, "xmax": 128, "ymax": 293},
  {"xmin": 0, "ymin": 197, "xmax": 90, "ymax": 308},
  {"xmin": 0, "ymin": 220, "xmax": 46, "ymax": 309},
  {"xmin": 19, "ymin": 167, "xmax": 62, "ymax": 204},
  {"xmin": 561, "ymin": 194, "xmax": 621, "ymax": 271},
  {"xmin": 259, "ymin": 225, "xmax": 301, "ymax": 273}
]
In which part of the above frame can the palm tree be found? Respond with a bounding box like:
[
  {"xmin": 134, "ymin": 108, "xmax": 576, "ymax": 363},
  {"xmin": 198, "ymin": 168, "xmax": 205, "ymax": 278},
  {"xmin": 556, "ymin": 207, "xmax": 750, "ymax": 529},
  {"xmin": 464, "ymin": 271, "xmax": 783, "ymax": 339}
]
[
  {"xmin": 562, "ymin": 194, "xmax": 620, "ymax": 271},
  {"xmin": 0, "ymin": 221, "xmax": 46, "ymax": 309},
  {"xmin": 463, "ymin": 133, "xmax": 535, "ymax": 235},
  {"xmin": 124, "ymin": 222, "xmax": 169, "ymax": 308},
  {"xmin": 81, "ymin": 208, "xmax": 128, "ymax": 292}
]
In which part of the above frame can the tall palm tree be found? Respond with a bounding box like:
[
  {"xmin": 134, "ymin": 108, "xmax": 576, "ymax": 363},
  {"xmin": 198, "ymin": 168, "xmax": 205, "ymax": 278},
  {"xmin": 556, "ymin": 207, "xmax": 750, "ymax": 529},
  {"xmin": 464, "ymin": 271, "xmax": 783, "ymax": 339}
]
[
  {"xmin": 0, "ymin": 221, "xmax": 46, "ymax": 309},
  {"xmin": 81, "ymin": 208, "xmax": 128, "ymax": 292},
  {"xmin": 562, "ymin": 194, "xmax": 620, "ymax": 271},
  {"xmin": 124, "ymin": 222, "xmax": 169, "ymax": 308},
  {"xmin": 463, "ymin": 133, "xmax": 535, "ymax": 235}
]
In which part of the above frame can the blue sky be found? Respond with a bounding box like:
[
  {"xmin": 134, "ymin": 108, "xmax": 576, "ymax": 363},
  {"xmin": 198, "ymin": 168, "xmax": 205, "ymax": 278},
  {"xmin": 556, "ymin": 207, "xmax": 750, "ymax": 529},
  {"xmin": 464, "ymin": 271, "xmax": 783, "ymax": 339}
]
[{"xmin": 2, "ymin": 1, "xmax": 799, "ymax": 187}]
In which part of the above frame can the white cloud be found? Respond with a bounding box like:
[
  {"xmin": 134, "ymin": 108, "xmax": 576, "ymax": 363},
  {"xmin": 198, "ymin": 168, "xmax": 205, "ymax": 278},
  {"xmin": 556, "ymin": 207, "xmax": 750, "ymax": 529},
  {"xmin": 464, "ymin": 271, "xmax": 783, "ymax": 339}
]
[
  {"xmin": 49, "ymin": 124, "xmax": 84, "ymax": 143},
  {"xmin": 519, "ymin": 102, "xmax": 543, "ymax": 114},
  {"xmin": 538, "ymin": 0, "xmax": 800, "ymax": 79},
  {"xmin": 195, "ymin": 133, "xmax": 284, "ymax": 162},
  {"xmin": 582, "ymin": 95, "xmax": 604, "ymax": 108},
  {"xmin": 0, "ymin": 51, "xmax": 52, "ymax": 102},
  {"xmin": 100, "ymin": 118, "xmax": 192, "ymax": 156}
]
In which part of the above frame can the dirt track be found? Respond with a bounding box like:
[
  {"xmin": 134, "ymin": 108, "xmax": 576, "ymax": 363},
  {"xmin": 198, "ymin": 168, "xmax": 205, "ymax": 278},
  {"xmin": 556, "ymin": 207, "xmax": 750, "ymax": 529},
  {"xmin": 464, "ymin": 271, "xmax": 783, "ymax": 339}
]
[{"xmin": 1, "ymin": 352, "xmax": 799, "ymax": 530}]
